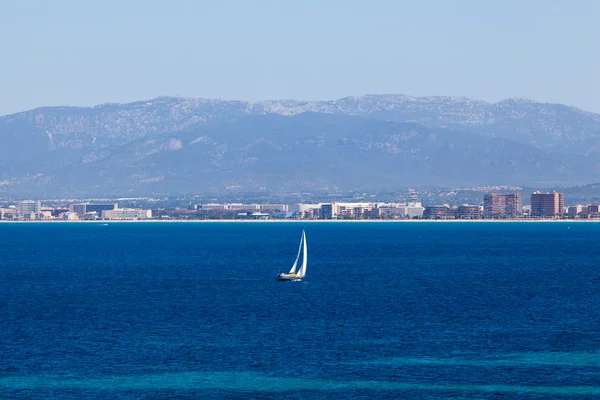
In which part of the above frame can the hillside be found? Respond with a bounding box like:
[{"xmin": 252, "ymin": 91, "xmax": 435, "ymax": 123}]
[{"xmin": 1, "ymin": 95, "xmax": 599, "ymax": 196}]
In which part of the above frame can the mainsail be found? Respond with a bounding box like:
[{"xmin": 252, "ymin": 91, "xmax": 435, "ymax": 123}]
[{"xmin": 296, "ymin": 230, "xmax": 308, "ymax": 278}]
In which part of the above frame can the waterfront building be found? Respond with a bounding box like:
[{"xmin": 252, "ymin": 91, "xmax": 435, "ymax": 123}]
[
  {"xmin": 318, "ymin": 202, "xmax": 375, "ymax": 219},
  {"xmin": 228, "ymin": 203, "xmax": 258, "ymax": 211},
  {"xmin": 301, "ymin": 204, "xmax": 321, "ymax": 219},
  {"xmin": 70, "ymin": 203, "xmax": 117, "ymax": 216},
  {"xmin": 423, "ymin": 204, "xmax": 481, "ymax": 220},
  {"xmin": 406, "ymin": 205, "xmax": 424, "ymax": 219},
  {"xmin": 587, "ymin": 204, "xmax": 600, "ymax": 218},
  {"xmin": 530, "ymin": 191, "xmax": 565, "ymax": 218},
  {"xmin": 567, "ymin": 205, "xmax": 587, "ymax": 219},
  {"xmin": 0, "ymin": 207, "xmax": 18, "ymax": 220},
  {"xmin": 288, "ymin": 204, "xmax": 321, "ymax": 219},
  {"xmin": 199, "ymin": 203, "xmax": 287, "ymax": 212},
  {"xmin": 376, "ymin": 203, "xmax": 408, "ymax": 219},
  {"xmin": 87, "ymin": 203, "xmax": 117, "ymax": 215},
  {"xmin": 18, "ymin": 200, "xmax": 41, "ymax": 218},
  {"xmin": 483, "ymin": 193, "xmax": 522, "ymax": 218},
  {"xmin": 50, "ymin": 208, "xmax": 69, "ymax": 218},
  {"xmin": 457, "ymin": 205, "xmax": 483, "ymax": 219},
  {"xmin": 288, "ymin": 204, "xmax": 301, "ymax": 214},
  {"xmin": 337, "ymin": 203, "xmax": 373, "ymax": 219},
  {"xmin": 40, "ymin": 207, "xmax": 55, "ymax": 220},
  {"xmin": 40, "ymin": 210, "xmax": 53, "ymax": 219},
  {"xmin": 102, "ymin": 209, "xmax": 152, "ymax": 220},
  {"xmin": 62, "ymin": 212, "xmax": 79, "ymax": 221},
  {"xmin": 406, "ymin": 190, "xmax": 425, "ymax": 219},
  {"xmin": 70, "ymin": 204, "xmax": 86, "ymax": 215},
  {"xmin": 83, "ymin": 212, "xmax": 99, "ymax": 220},
  {"xmin": 258, "ymin": 204, "xmax": 288, "ymax": 212},
  {"xmin": 199, "ymin": 203, "xmax": 228, "ymax": 211},
  {"xmin": 424, "ymin": 205, "xmax": 456, "ymax": 219},
  {"xmin": 320, "ymin": 204, "xmax": 333, "ymax": 219}
]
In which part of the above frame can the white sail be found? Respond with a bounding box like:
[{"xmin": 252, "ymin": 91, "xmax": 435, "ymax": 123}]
[
  {"xmin": 296, "ymin": 230, "xmax": 307, "ymax": 278},
  {"xmin": 288, "ymin": 231, "xmax": 303, "ymax": 274}
]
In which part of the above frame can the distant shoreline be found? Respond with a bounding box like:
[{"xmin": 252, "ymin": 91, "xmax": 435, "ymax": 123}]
[{"xmin": 0, "ymin": 219, "xmax": 598, "ymax": 224}]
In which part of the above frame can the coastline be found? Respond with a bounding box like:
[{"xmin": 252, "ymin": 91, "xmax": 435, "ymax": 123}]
[{"xmin": 1, "ymin": 219, "xmax": 598, "ymax": 224}]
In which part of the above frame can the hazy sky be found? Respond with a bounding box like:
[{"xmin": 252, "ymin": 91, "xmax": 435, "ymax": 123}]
[{"xmin": 1, "ymin": 0, "xmax": 599, "ymax": 115}]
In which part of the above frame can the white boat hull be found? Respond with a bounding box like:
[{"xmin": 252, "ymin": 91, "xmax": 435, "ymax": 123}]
[{"xmin": 277, "ymin": 273, "xmax": 302, "ymax": 282}]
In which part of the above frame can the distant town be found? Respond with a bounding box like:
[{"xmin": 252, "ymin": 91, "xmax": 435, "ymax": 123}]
[{"xmin": 1, "ymin": 189, "xmax": 598, "ymax": 221}]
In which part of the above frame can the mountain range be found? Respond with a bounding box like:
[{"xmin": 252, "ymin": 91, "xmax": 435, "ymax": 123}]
[{"xmin": 1, "ymin": 94, "xmax": 600, "ymax": 197}]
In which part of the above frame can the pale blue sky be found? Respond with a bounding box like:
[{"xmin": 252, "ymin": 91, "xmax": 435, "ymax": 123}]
[{"xmin": 1, "ymin": 0, "xmax": 599, "ymax": 115}]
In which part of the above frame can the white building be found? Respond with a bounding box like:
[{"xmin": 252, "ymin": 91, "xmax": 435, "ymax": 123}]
[
  {"xmin": 376, "ymin": 203, "xmax": 408, "ymax": 219},
  {"xmin": 406, "ymin": 203, "xmax": 425, "ymax": 219},
  {"xmin": 40, "ymin": 210, "xmax": 53, "ymax": 219},
  {"xmin": 0, "ymin": 207, "xmax": 18, "ymax": 220},
  {"xmin": 62, "ymin": 212, "xmax": 79, "ymax": 221},
  {"xmin": 199, "ymin": 203, "xmax": 288, "ymax": 213},
  {"xmin": 291, "ymin": 204, "xmax": 321, "ymax": 219},
  {"xmin": 406, "ymin": 190, "xmax": 425, "ymax": 219},
  {"xmin": 200, "ymin": 203, "xmax": 228, "ymax": 210},
  {"xmin": 227, "ymin": 203, "xmax": 258, "ymax": 211},
  {"xmin": 258, "ymin": 204, "xmax": 288, "ymax": 212},
  {"xmin": 102, "ymin": 209, "xmax": 152, "ymax": 220}
]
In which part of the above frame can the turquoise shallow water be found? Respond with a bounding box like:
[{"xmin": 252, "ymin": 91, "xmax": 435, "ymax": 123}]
[{"xmin": 1, "ymin": 222, "xmax": 600, "ymax": 399}]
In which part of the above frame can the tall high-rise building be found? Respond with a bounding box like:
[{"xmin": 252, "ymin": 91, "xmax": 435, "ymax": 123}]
[
  {"xmin": 406, "ymin": 189, "xmax": 424, "ymax": 219},
  {"xmin": 408, "ymin": 189, "xmax": 419, "ymax": 204},
  {"xmin": 483, "ymin": 193, "xmax": 522, "ymax": 218},
  {"xmin": 530, "ymin": 191, "xmax": 564, "ymax": 217}
]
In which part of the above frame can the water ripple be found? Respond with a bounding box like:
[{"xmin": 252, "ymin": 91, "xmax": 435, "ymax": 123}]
[{"xmin": 1, "ymin": 371, "xmax": 600, "ymax": 395}]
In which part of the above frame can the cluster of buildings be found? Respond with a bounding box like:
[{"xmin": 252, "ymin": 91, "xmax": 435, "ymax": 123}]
[
  {"xmin": 291, "ymin": 190, "xmax": 595, "ymax": 220},
  {"xmin": 427, "ymin": 191, "xmax": 565, "ymax": 220},
  {"xmin": 482, "ymin": 191, "xmax": 566, "ymax": 219},
  {"xmin": 200, "ymin": 203, "xmax": 290, "ymax": 212},
  {"xmin": 4, "ymin": 190, "xmax": 600, "ymax": 221},
  {"xmin": 0, "ymin": 201, "xmax": 152, "ymax": 221},
  {"xmin": 567, "ymin": 204, "xmax": 600, "ymax": 219},
  {"xmin": 194, "ymin": 192, "xmax": 426, "ymax": 220},
  {"xmin": 292, "ymin": 199, "xmax": 425, "ymax": 220}
]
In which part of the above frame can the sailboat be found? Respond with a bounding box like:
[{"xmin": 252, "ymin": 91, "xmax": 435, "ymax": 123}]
[{"xmin": 277, "ymin": 230, "xmax": 307, "ymax": 282}]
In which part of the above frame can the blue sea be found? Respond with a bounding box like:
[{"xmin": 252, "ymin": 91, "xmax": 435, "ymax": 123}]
[{"xmin": 1, "ymin": 221, "xmax": 600, "ymax": 399}]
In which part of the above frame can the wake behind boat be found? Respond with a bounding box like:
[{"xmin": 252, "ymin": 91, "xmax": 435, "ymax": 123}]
[{"xmin": 277, "ymin": 230, "xmax": 307, "ymax": 282}]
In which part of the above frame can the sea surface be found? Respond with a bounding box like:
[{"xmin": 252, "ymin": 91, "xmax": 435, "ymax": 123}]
[{"xmin": 1, "ymin": 221, "xmax": 600, "ymax": 399}]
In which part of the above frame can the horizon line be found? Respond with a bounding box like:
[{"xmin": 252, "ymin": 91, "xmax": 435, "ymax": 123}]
[{"xmin": 1, "ymin": 93, "xmax": 594, "ymax": 118}]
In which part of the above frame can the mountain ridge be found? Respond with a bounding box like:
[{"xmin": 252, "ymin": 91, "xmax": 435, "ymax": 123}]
[
  {"xmin": 1, "ymin": 94, "xmax": 600, "ymax": 197},
  {"xmin": 5, "ymin": 93, "xmax": 597, "ymax": 117},
  {"xmin": 4, "ymin": 93, "xmax": 599, "ymax": 149}
]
